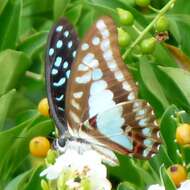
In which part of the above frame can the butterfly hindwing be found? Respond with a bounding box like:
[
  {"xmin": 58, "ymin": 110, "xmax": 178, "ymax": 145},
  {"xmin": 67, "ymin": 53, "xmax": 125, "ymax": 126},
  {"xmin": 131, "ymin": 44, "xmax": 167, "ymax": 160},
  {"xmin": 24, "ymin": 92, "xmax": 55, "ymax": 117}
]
[
  {"xmin": 45, "ymin": 18, "xmax": 79, "ymax": 134},
  {"xmin": 65, "ymin": 16, "xmax": 138, "ymax": 130},
  {"xmin": 82, "ymin": 100, "xmax": 161, "ymax": 159}
]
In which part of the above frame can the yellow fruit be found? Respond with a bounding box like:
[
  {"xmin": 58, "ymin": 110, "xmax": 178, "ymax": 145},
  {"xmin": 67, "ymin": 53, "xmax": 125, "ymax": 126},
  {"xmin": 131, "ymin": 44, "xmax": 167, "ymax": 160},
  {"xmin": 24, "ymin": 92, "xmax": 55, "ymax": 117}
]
[
  {"xmin": 38, "ymin": 98, "xmax": 49, "ymax": 117},
  {"xmin": 29, "ymin": 136, "xmax": 51, "ymax": 157},
  {"xmin": 176, "ymin": 123, "xmax": 190, "ymax": 145},
  {"xmin": 167, "ymin": 164, "xmax": 187, "ymax": 187}
]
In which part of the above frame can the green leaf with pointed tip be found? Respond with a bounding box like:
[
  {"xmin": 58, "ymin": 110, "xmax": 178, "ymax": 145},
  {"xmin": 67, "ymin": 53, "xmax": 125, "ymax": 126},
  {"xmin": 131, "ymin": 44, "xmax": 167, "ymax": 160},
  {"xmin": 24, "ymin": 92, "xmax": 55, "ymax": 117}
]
[
  {"xmin": 5, "ymin": 170, "xmax": 32, "ymax": 190},
  {"xmin": 0, "ymin": 89, "xmax": 16, "ymax": 131},
  {"xmin": 0, "ymin": 50, "xmax": 31, "ymax": 95},
  {"xmin": 0, "ymin": 0, "xmax": 22, "ymax": 50},
  {"xmin": 139, "ymin": 60, "xmax": 169, "ymax": 116},
  {"xmin": 160, "ymin": 165, "xmax": 176, "ymax": 190},
  {"xmin": 17, "ymin": 31, "xmax": 48, "ymax": 57},
  {"xmin": 64, "ymin": 4, "xmax": 83, "ymax": 25},
  {"xmin": 23, "ymin": 167, "xmax": 43, "ymax": 190},
  {"xmin": 157, "ymin": 66, "xmax": 190, "ymax": 111},
  {"xmin": 160, "ymin": 105, "xmax": 181, "ymax": 163},
  {"xmin": 117, "ymin": 182, "xmax": 138, "ymax": 190},
  {"xmin": 0, "ymin": 117, "xmax": 53, "ymax": 183},
  {"xmin": 0, "ymin": 0, "xmax": 8, "ymax": 14},
  {"xmin": 53, "ymin": 0, "xmax": 71, "ymax": 20}
]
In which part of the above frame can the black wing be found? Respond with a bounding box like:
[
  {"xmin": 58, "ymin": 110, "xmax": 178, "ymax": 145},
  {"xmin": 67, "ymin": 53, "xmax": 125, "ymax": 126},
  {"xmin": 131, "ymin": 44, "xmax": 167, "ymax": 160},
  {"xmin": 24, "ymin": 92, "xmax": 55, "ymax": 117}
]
[{"xmin": 45, "ymin": 18, "xmax": 79, "ymax": 134}]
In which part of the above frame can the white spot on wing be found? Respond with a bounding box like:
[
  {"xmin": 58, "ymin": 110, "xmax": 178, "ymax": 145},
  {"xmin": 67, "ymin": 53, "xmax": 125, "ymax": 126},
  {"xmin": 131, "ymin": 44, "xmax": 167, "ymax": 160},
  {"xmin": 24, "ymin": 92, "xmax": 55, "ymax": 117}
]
[
  {"xmin": 68, "ymin": 41, "xmax": 73, "ymax": 48},
  {"xmin": 89, "ymin": 89, "xmax": 115, "ymax": 117},
  {"xmin": 66, "ymin": 70, "xmax": 71, "ymax": 78},
  {"xmin": 64, "ymin": 30, "xmax": 69, "ymax": 37},
  {"xmin": 101, "ymin": 40, "xmax": 110, "ymax": 51},
  {"xmin": 53, "ymin": 78, "xmax": 66, "ymax": 87},
  {"xmin": 78, "ymin": 64, "xmax": 88, "ymax": 71},
  {"xmin": 81, "ymin": 43, "xmax": 89, "ymax": 51},
  {"xmin": 56, "ymin": 25, "xmax": 63, "ymax": 32},
  {"xmin": 96, "ymin": 20, "xmax": 106, "ymax": 31},
  {"xmin": 92, "ymin": 36, "xmax": 100, "ymax": 45},
  {"xmin": 122, "ymin": 81, "xmax": 132, "ymax": 92},
  {"xmin": 51, "ymin": 68, "xmax": 58, "ymax": 75},
  {"xmin": 128, "ymin": 92, "xmax": 135, "ymax": 100},
  {"xmin": 90, "ymin": 80, "xmax": 107, "ymax": 95},
  {"xmin": 56, "ymin": 40, "xmax": 63, "ymax": 48},
  {"xmin": 69, "ymin": 111, "xmax": 80, "ymax": 123},
  {"xmin": 92, "ymin": 69, "xmax": 103, "ymax": 81},
  {"xmin": 73, "ymin": 92, "xmax": 83, "ymax": 99},
  {"xmin": 96, "ymin": 106, "xmax": 133, "ymax": 150},
  {"xmin": 63, "ymin": 61, "xmax": 69, "ymax": 69},
  {"xmin": 103, "ymin": 50, "xmax": 113, "ymax": 62},
  {"xmin": 49, "ymin": 48, "xmax": 54, "ymax": 56},
  {"xmin": 114, "ymin": 71, "xmax": 124, "ymax": 81},
  {"xmin": 83, "ymin": 53, "xmax": 95, "ymax": 65},
  {"xmin": 54, "ymin": 57, "xmax": 62, "ymax": 67},
  {"xmin": 76, "ymin": 72, "xmax": 91, "ymax": 84},
  {"xmin": 71, "ymin": 99, "xmax": 80, "ymax": 110}
]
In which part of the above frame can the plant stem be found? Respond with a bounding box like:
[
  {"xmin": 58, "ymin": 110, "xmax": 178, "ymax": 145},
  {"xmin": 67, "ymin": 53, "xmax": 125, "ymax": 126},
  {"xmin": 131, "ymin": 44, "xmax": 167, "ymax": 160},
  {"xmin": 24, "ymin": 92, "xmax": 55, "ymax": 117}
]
[
  {"xmin": 132, "ymin": 25, "xmax": 142, "ymax": 34},
  {"xmin": 25, "ymin": 71, "xmax": 42, "ymax": 81},
  {"xmin": 122, "ymin": 0, "xmax": 176, "ymax": 60},
  {"xmin": 148, "ymin": 5, "xmax": 160, "ymax": 13}
]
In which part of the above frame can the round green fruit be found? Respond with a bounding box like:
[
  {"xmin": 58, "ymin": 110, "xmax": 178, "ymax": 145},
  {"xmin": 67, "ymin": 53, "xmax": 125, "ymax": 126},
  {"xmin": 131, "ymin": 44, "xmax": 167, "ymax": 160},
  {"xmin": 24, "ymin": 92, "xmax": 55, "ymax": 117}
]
[
  {"xmin": 155, "ymin": 16, "xmax": 169, "ymax": 32},
  {"xmin": 118, "ymin": 28, "xmax": 131, "ymax": 47},
  {"xmin": 140, "ymin": 37, "xmax": 156, "ymax": 54},
  {"xmin": 117, "ymin": 8, "xmax": 134, "ymax": 26},
  {"xmin": 135, "ymin": 0, "xmax": 150, "ymax": 7}
]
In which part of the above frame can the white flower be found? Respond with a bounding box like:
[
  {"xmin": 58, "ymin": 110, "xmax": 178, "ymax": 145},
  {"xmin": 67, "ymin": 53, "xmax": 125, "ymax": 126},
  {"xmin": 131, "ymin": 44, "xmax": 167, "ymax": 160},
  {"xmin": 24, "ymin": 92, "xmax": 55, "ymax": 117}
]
[
  {"xmin": 40, "ymin": 149, "xmax": 111, "ymax": 190},
  {"xmin": 148, "ymin": 184, "xmax": 165, "ymax": 190},
  {"xmin": 178, "ymin": 180, "xmax": 190, "ymax": 190}
]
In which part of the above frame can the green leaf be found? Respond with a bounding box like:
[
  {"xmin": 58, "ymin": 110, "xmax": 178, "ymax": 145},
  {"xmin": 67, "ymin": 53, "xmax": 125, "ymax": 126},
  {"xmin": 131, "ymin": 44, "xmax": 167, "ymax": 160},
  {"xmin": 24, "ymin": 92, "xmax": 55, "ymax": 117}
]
[
  {"xmin": 160, "ymin": 105, "xmax": 181, "ymax": 163},
  {"xmin": 53, "ymin": 0, "xmax": 71, "ymax": 20},
  {"xmin": 0, "ymin": 0, "xmax": 22, "ymax": 50},
  {"xmin": 0, "ymin": 0, "xmax": 8, "ymax": 14},
  {"xmin": 160, "ymin": 165, "xmax": 176, "ymax": 190},
  {"xmin": 0, "ymin": 50, "xmax": 31, "ymax": 95},
  {"xmin": 0, "ymin": 89, "xmax": 16, "ymax": 131},
  {"xmin": 108, "ymin": 155, "xmax": 143, "ymax": 188},
  {"xmin": 5, "ymin": 170, "xmax": 32, "ymax": 190},
  {"xmin": 24, "ymin": 166, "xmax": 43, "ymax": 190},
  {"xmin": 1, "ymin": 119, "xmax": 53, "ymax": 181},
  {"xmin": 117, "ymin": 182, "xmax": 138, "ymax": 190},
  {"xmin": 169, "ymin": 0, "xmax": 190, "ymax": 57},
  {"xmin": 64, "ymin": 4, "xmax": 83, "ymax": 25},
  {"xmin": 77, "ymin": 9, "xmax": 94, "ymax": 37},
  {"xmin": 17, "ymin": 31, "xmax": 48, "ymax": 57},
  {"xmin": 139, "ymin": 60, "xmax": 169, "ymax": 116},
  {"xmin": 157, "ymin": 66, "xmax": 190, "ymax": 111}
]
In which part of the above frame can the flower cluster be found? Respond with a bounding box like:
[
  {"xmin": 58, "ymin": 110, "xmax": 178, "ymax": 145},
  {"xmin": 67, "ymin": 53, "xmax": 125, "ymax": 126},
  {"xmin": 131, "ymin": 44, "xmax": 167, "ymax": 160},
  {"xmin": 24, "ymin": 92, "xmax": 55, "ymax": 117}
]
[{"xmin": 40, "ymin": 149, "xmax": 111, "ymax": 190}]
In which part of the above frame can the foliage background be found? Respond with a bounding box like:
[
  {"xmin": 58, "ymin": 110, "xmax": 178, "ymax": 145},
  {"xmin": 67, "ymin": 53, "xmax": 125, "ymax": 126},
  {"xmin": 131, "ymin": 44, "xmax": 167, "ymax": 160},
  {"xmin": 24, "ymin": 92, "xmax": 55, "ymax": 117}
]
[{"xmin": 0, "ymin": 0, "xmax": 190, "ymax": 189}]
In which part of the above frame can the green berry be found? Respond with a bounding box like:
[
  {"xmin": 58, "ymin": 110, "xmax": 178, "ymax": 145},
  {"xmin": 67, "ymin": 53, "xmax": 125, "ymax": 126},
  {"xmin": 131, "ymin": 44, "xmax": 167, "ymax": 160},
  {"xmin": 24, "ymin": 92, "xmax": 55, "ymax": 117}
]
[
  {"xmin": 140, "ymin": 37, "xmax": 156, "ymax": 54},
  {"xmin": 135, "ymin": 0, "xmax": 150, "ymax": 7},
  {"xmin": 118, "ymin": 28, "xmax": 131, "ymax": 47},
  {"xmin": 117, "ymin": 8, "xmax": 134, "ymax": 26},
  {"xmin": 155, "ymin": 16, "xmax": 169, "ymax": 32}
]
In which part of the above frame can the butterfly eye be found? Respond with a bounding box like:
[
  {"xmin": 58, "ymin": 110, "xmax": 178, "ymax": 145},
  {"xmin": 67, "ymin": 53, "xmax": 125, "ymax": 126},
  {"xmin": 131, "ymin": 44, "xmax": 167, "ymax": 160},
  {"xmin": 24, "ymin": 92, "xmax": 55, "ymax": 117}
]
[{"xmin": 58, "ymin": 138, "xmax": 66, "ymax": 147}]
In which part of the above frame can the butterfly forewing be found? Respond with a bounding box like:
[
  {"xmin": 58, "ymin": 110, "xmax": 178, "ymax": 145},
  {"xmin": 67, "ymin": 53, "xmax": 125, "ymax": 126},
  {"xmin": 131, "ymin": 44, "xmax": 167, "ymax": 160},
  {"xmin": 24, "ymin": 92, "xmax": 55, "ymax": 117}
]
[
  {"xmin": 66, "ymin": 16, "xmax": 138, "ymax": 129},
  {"xmin": 46, "ymin": 18, "xmax": 79, "ymax": 134},
  {"xmin": 65, "ymin": 16, "xmax": 161, "ymax": 159}
]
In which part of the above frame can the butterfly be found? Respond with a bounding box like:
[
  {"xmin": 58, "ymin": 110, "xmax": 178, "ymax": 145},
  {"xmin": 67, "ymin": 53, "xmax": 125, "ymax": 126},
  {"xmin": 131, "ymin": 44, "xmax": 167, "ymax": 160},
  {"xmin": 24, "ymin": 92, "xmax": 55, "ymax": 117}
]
[{"xmin": 45, "ymin": 16, "xmax": 161, "ymax": 165}]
